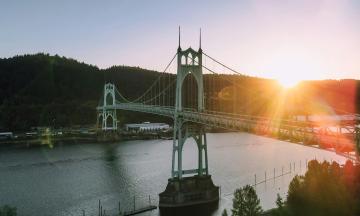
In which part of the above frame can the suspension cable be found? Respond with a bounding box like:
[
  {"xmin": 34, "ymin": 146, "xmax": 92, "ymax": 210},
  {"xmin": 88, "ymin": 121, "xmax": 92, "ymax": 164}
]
[
  {"xmin": 115, "ymin": 88, "xmax": 131, "ymax": 103},
  {"xmin": 141, "ymin": 78, "xmax": 177, "ymax": 105},
  {"xmin": 203, "ymin": 52, "xmax": 245, "ymax": 76},
  {"xmin": 122, "ymin": 53, "xmax": 177, "ymax": 103}
]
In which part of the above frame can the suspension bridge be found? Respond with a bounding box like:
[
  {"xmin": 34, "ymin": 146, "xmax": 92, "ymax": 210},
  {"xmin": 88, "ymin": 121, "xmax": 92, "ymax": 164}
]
[{"xmin": 96, "ymin": 29, "xmax": 360, "ymax": 208}]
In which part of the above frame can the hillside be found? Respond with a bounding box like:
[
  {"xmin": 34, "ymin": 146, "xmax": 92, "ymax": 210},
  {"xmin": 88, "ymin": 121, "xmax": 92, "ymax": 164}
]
[
  {"xmin": 0, "ymin": 54, "xmax": 165, "ymax": 130},
  {"xmin": 0, "ymin": 54, "xmax": 359, "ymax": 131}
]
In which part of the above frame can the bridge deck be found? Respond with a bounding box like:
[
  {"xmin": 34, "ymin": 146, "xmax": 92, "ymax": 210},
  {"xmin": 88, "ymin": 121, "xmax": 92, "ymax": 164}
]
[
  {"xmin": 97, "ymin": 103, "xmax": 358, "ymax": 130},
  {"xmin": 97, "ymin": 103, "xmax": 359, "ymax": 154}
]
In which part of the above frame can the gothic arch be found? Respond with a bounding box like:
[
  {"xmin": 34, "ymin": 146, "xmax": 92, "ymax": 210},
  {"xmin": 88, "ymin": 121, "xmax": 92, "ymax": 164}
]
[
  {"xmin": 181, "ymin": 136, "xmax": 198, "ymax": 171},
  {"xmin": 106, "ymin": 114, "xmax": 114, "ymax": 128},
  {"xmin": 181, "ymin": 55, "xmax": 186, "ymax": 65},
  {"xmin": 98, "ymin": 114, "xmax": 104, "ymax": 128},
  {"xmin": 105, "ymin": 92, "xmax": 114, "ymax": 106},
  {"xmin": 181, "ymin": 72, "xmax": 199, "ymax": 110}
]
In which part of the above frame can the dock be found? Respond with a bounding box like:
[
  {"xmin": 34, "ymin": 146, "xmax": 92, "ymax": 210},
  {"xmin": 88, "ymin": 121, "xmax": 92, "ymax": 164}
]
[{"xmin": 97, "ymin": 196, "xmax": 157, "ymax": 216}]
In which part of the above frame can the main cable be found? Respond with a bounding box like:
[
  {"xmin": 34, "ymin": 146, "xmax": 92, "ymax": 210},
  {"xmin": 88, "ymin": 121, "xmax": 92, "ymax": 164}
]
[
  {"xmin": 203, "ymin": 52, "xmax": 245, "ymax": 76},
  {"xmin": 124, "ymin": 53, "xmax": 177, "ymax": 103}
]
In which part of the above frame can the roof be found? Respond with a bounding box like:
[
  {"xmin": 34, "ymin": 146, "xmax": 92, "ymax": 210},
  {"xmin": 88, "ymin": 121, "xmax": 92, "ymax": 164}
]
[{"xmin": 125, "ymin": 123, "xmax": 169, "ymax": 127}]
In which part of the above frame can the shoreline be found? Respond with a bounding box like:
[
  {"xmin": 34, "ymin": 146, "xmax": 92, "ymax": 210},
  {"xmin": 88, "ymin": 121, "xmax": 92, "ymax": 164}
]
[
  {"xmin": 0, "ymin": 132, "xmax": 169, "ymax": 149},
  {"xmin": 1, "ymin": 131, "xmax": 358, "ymax": 163}
]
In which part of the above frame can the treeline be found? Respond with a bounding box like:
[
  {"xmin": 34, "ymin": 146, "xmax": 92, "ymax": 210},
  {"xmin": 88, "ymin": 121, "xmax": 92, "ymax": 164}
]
[
  {"xmin": 0, "ymin": 53, "xmax": 359, "ymax": 131},
  {"xmin": 224, "ymin": 159, "xmax": 360, "ymax": 216},
  {"xmin": 0, "ymin": 54, "xmax": 167, "ymax": 130},
  {"xmin": 270, "ymin": 160, "xmax": 360, "ymax": 216},
  {"xmin": 204, "ymin": 76, "xmax": 360, "ymax": 117},
  {"xmin": 0, "ymin": 205, "xmax": 16, "ymax": 216}
]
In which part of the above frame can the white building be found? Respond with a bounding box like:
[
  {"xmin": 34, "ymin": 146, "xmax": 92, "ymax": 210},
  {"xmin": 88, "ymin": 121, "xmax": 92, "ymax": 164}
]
[
  {"xmin": 125, "ymin": 122, "xmax": 170, "ymax": 132},
  {"xmin": 0, "ymin": 132, "xmax": 13, "ymax": 140}
]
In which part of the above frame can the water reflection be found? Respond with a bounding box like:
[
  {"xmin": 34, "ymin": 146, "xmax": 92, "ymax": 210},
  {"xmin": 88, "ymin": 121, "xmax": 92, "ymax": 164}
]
[
  {"xmin": 101, "ymin": 143, "xmax": 123, "ymax": 195},
  {"xmin": 103, "ymin": 143, "xmax": 118, "ymax": 162}
]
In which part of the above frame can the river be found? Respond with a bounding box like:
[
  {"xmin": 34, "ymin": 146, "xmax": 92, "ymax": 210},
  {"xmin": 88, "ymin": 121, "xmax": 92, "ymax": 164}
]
[{"xmin": 0, "ymin": 132, "xmax": 349, "ymax": 216}]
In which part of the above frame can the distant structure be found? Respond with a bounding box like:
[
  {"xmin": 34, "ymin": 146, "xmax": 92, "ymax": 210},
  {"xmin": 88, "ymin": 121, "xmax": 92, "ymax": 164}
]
[
  {"xmin": 98, "ymin": 83, "xmax": 118, "ymax": 131},
  {"xmin": 125, "ymin": 122, "xmax": 170, "ymax": 132},
  {"xmin": 0, "ymin": 132, "xmax": 13, "ymax": 140}
]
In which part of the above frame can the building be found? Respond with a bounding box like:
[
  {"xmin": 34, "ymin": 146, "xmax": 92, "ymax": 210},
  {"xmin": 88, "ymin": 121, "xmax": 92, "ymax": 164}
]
[
  {"xmin": 125, "ymin": 122, "xmax": 170, "ymax": 133},
  {"xmin": 0, "ymin": 132, "xmax": 13, "ymax": 140}
]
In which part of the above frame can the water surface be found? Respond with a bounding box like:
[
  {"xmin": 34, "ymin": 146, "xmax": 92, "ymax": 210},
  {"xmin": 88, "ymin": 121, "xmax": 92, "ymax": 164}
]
[{"xmin": 0, "ymin": 133, "xmax": 348, "ymax": 215}]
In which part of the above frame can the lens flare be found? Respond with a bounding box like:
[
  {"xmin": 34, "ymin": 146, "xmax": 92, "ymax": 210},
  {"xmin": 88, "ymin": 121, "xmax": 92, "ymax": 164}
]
[{"xmin": 277, "ymin": 77, "xmax": 299, "ymax": 89}]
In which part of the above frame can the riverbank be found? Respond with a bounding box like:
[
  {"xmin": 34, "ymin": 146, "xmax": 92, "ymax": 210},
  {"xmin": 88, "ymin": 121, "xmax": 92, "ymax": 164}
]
[{"xmin": 0, "ymin": 132, "xmax": 171, "ymax": 149}]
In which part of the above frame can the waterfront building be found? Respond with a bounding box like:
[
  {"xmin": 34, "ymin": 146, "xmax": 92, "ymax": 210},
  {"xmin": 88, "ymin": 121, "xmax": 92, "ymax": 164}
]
[{"xmin": 125, "ymin": 122, "xmax": 170, "ymax": 132}]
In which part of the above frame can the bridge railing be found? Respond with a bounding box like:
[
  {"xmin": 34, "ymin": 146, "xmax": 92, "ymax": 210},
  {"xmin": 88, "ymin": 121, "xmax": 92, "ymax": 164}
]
[{"xmin": 97, "ymin": 103, "xmax": 359, "ymax": 132}]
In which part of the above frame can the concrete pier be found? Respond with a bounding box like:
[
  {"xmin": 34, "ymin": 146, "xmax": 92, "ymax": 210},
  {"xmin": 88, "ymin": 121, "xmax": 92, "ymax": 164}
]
[{"xmin": 159, "ymin": 175, "xmax": 219, "ymax": 208}]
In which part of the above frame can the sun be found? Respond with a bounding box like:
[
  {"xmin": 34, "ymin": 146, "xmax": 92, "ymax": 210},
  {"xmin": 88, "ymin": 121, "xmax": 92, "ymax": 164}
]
[{"xmin": 277, "ymin": 77, "xmax": 299, "ymax": 89}]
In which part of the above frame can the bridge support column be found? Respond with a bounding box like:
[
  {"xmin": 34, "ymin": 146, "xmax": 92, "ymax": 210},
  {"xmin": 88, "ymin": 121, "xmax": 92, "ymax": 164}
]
[
  {"xmin": 98, "ymin": 83, "xmax": 118, "ymax": 131},
  {"xmin": 101, "ymin": 109, "xmax": 118, "ymax": 131},
  {"xmin": 97, "ymin": 108, "xmax": 118, "ymax": 131},
  {"xmin": 171, "ymin": 118, "xmax": 209, "ymax": 178},
  {"xmin": 96, "ymin": 83, "xmax": 120, "ymax": 142},
  {"xmin": 162, "ymin": 117, "xmax": 218, "ymax": 209}
]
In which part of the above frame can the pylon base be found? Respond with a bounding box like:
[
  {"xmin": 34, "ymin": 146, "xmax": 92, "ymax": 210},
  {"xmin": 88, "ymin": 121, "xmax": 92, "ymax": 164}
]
[{"xmin": 159, "ymin": 175, "xmax": 219, "ymax": 208}]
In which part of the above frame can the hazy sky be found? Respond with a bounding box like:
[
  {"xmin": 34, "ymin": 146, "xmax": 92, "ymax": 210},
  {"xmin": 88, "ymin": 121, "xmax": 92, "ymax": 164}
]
[{"xmin": 1, "ymin": 0, "xmax": 359, "ymax": 81}]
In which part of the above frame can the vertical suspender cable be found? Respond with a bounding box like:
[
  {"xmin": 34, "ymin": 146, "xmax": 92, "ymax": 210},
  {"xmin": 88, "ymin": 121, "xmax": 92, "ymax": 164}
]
[{"xmin": 169, "ymin": 72, "xmax": 171, "ymax": 107}]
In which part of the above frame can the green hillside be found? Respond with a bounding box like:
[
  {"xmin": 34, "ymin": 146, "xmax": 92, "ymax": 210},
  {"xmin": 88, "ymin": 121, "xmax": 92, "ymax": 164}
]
[
  {"xmin": 0, "ymin": 54, "xmax": 164, "ymax": 130},
  {"xmin": 0, "ymin": 53, "xmax": 358, "ymax": 131}
]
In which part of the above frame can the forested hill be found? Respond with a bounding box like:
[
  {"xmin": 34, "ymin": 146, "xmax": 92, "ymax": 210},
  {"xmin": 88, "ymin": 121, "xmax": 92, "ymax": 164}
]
[
  {"xmin": 0, "ymin": 53, "xmax": 162, "ymax": 130},
  {"xmin": 0, "ymin": 53, "xmax": 359, "ymax": 131}
]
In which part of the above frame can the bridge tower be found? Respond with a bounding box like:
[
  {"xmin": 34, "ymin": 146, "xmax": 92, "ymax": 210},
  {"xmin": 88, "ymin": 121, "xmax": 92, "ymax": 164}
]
[
  {"xmin": 98, "ymin": 83, "xmax": 118, "ymax": 131},
  {"xmin": 159, "ymin": 28, "xmax": 219, "ymax": 209},
  {"xmin": 172, "ymin": 29, "xmax": 207, "ymax": 178}
]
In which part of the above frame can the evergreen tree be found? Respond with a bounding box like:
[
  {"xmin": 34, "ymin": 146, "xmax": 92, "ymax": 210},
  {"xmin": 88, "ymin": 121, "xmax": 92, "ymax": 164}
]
[
  {"xmin": 222, "ymin": 209, "xmax": 228, "ymax": 216},
  {"xmin": 231, "ymin": 185, "xmax": 262, "ymax": 216},
  {"xmin": 273, "ymin": 194, "xmax": 288, "ymax": 216},
  {"xmin": 0, "ymin": 205, "xmax": 17, "ymax": 216},
  {"xmin": 286, "ymin": 160, "xmax": 356, "ymax": 216}
]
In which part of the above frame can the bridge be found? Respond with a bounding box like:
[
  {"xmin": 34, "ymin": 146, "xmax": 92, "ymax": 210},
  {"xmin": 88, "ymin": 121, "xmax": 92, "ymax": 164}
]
[{"xmin": 96, "ymin": 29, "xmax": 360, "ymax": 208}]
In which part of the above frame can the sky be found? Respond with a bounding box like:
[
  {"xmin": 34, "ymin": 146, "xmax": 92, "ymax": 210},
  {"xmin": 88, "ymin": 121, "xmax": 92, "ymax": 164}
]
[{"xmin": 1, "ymin": 0, "xmax": 360, "ymax": 82}]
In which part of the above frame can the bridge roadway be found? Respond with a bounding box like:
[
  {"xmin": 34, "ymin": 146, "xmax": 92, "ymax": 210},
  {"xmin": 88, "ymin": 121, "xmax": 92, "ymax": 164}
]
[
  {"xmin": 98, "ymin": 103, "xmax": 302, "ymax": 130},
  {"xmin": 97, "ymin": 103, "xmax": 359, "ymax": 147}
]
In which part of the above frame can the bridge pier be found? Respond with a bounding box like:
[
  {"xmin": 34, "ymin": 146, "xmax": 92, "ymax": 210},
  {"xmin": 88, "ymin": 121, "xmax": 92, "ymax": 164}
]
[
  {"xmin": 159, "ymin": 175, "xmax": 219, "ymax": 208},
  {"xmin": 160, "ymin": 118, "xmax": 219, "ymax": 208},
  {"xmin": 160, "ymin": 119, "xmax": 219, "ymax": 208}
]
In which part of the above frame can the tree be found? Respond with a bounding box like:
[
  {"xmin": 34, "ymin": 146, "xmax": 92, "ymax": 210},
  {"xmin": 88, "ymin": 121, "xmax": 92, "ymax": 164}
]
[
  {"xmin": 231, "ymin": 185, "xmax": 263, "ymax": 216},
  {"xmin": 222, "ymin": 209, "xmax": 228, "ymax": 216},
  {"xmin": 0, "ymin": 205, "xmax": 17, "ymax": 216},
  {"xmin": 276, "ymin": 194, "xmax": 284, "ymax": 209},
  {"xmin": 272, "ymin": 194, "xmax": 289, "ymax": 216},
  {"xmin": 286, "ymin": 160, "xmax": 355, "ymax": 216}
]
